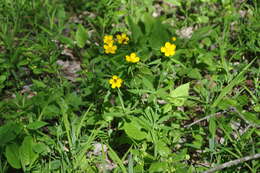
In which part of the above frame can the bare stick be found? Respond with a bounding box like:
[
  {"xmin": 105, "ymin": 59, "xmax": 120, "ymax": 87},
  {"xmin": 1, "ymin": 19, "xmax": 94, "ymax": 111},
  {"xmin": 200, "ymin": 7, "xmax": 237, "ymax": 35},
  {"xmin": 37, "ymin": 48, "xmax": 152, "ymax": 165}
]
[
  {"xmin": 203, "ymin": 153, "xmax": 260, "ymax": 173},
  {"xmin": 184, "ymin": 111, "xmax": 226, "ymax": 128}
]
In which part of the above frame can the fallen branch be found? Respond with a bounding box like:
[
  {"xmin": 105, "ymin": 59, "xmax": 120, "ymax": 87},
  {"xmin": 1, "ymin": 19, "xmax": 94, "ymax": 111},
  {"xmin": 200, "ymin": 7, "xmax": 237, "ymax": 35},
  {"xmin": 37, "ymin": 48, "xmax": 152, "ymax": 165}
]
[
  {"xmin": 202, "ymin": 153, "xmax": 260, "ymax": 173},
  {"xmin": 184, "ymin": 110, "xmax": 227, "ymax": 128}
]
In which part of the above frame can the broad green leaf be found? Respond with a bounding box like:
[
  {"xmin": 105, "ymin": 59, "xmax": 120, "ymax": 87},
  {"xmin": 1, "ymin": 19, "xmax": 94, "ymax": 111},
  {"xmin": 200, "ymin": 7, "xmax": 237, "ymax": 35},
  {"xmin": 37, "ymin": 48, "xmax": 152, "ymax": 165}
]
[
  {"xmin": 141, "ymin": 77, "xmax": 154, "ymax": 90},
  {"xmin": 27, "ymin": 121, "xmax": 48, "ymax": 130},
  {"xmin": 149, "ymin": 20, "xmax": 169, "ymax": 49},
  {"xmin": 149, "ymin": 162, "xmax": 168, "ymax": 172},
  {"xmin": 142, "ymin": 13, "xmax": 155, "ymax": 34},
  {"xmin": 253, "ymin": 104, "xmax": 260, "ymax": 112},
  {"xmin": 243, "ymin": 112, "xmax": 260, "ymax": 126},
  {"xmin": 0, "ymin": 75, "xmax": 7, "ymax": 83},
  {"xmin": 32, "ymin": 79, "xmax": 46, "ymax": 88},
  {"xmin": 0, "ymin": 123, "xmax": 22, "ymax": 146},
  {"xmin": 156, "ymin": 141, "xmax": 171, "ymax": 157},
  {"xmin": 168, "ymin": 83, "xmax": 190, "ymax": 106},
  {"xmin": 33, "ymin": 142, "xmax": 49, "ymax": 154},
  {"xmin": 187, "ymin": 68, "xmax": 202, "ymax": 79},
  {"xmin": 76, "ymin": 24, "xmax": 88, "ymax": 48},
  {"xmin": 197, "ymin": 16, "xmax": 209, "ymax": 23},
  {"xmin": 162, "ymin": 104, "xmax": 172, "ymax": 114},
  {"xmin": 5, "ymin": 144, "xmax": 21, "ymax": 169},
  {"xmin": 123, "ymin": 120, "xmax": 147, "ymax": 140},
  {"xmin": 19, "ymin": 136, "xmax": 37, "ymax": 167},
  {"xmin": 127, "ymin": 16, "xmax": 142, "ymax": 43},
  {"xmin": 164, "ymin": 0, "xmax": 181, "ymax": 6}
]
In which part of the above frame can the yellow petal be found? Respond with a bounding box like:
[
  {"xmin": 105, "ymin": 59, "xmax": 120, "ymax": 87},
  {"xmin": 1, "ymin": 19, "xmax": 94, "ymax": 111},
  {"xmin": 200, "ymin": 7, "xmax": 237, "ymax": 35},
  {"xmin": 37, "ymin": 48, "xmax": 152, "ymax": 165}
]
[
  {"xmin": 112, "ymin": 75, "xmax": 118, "ymax": 79},
  {"xmin": 165, "ymin": 52, "xmax": 170, "ymax": 56},
  {"xmin": 111, "ymin": 83, "xmax": 116, "ymax": 88},
  {"xmin": 161, "ymin": 47, "xmax": 166, "ymax": 53},
  {"xmin": 165, "ymin": 42, "xmax": 171, "ymax": 48},
  {"xmin": 109, "ymin": 79, "xmax": 114, "ymax": 84},
  {"xmin": 130, "ymin": 53, "xmax": 136, "ymax": 58}
]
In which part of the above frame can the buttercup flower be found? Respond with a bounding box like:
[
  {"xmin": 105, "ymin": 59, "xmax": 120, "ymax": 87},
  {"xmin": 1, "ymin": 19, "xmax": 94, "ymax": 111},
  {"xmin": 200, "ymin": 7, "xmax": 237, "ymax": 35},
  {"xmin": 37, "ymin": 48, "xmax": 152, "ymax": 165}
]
[
  {"xmin": 116, "ymin": 33, "xmax": 129, "ymax": 44},
  {"xmin": 161, "ymin": 42, "xmax": 176, "ymax": 57},
  {"xmin": 125, "ymin": 53, "xmax": 140, "ymax": 63},
  {"xmin": 109, "ymin": 75, "xmax": 123, "ymax": 88},
  {"xmin": 104, "ymin": 43, "xmax": 117, "ymax": 54},
  {"xmin": 103, "ymin": 35, "xmax": 114, "ymax": 45},
  {"xmin": 172, "ymin": 37, "xmax": 176, "ymax": 41}
]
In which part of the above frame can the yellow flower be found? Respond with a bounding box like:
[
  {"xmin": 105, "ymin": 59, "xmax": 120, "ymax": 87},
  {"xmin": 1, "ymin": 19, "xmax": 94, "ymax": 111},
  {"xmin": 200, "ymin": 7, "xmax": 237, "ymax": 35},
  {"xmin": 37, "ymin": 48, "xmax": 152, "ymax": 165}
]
[
  {"xmin": 109, "ymin": 75, "xmax": 123, "ymax": 88},
  {"xmin": 160, "ymin": 42, "xmax": 176, "ymax": 57},
  {"xmin": 172, "ymin": 37, "xmax": 176, "ymax": 41},
  {"xmin": 104, "ymin": 43, "xmax": 117, "ymax": 54},
  {"xmin": 125, "ymin": 53, "xmax": 140, "ymax": 63},
  {"xmin": 103, "ymin": 35, "xmax": 114, "ymax": 45},
  {"xmin": 116, "ymin": 33, "xmax": 129, "ymax": 44}
]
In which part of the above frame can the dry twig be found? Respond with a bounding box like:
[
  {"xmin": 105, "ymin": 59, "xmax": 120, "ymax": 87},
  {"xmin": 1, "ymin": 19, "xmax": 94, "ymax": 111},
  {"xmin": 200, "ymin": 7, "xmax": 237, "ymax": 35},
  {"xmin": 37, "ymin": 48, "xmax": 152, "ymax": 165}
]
[{"xmin": 203, "ymin": 153, "xmax": 260, "ymax": 173}]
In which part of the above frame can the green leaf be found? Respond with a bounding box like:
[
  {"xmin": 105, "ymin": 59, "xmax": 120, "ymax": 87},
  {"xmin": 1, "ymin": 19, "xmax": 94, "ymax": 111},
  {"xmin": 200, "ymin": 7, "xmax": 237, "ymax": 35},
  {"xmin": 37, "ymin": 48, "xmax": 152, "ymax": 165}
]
[
  {"xmin": 197, "ymin": 16, "xmax": 209, "ymax": 23},
  {"xmin": 168, "ymin": 83, "xmax": 190, "ymax": 106},
  {"xmin": 0, "ymin": 75, "xmax": 7, "ymax": 83},
  {"xmin": 187, "ymin": 68, "xmax": 202, "ymax": 79},
  {"xmin": 27, "ymin": 121, "xmax": 48, "ymax": 130},
  {"xmin": 33, "ymin": 142, "xmax": 49, "ymax": 154},
  {"xmin": 149, "ymin": 20, "xmax": 169, "ymax": 49},
  {"xmin": 253, "ymin": 104, "xmax": 260, "ymax": 112},
  {"xmin": 0, "ymin": 123, "xmax": 22, "ymax": 146},
  {"xmin": 19, "ymin": 136, "xmax": 38, "ymax": 167},
  {"xmin": 141, "ymin": 76, "xmax": 154, "ymax": 90},
  {"xmin": 149, "ymin": 162, "xmax": 168, "ymax": 172},
  {"xmin": 5, "ymin": 144, "xmax": 21, "ymax": 169},
  {"xmin": 213, "ymin": 59, "xmax": 255, "ymax": 107},
  {"xmin": 32, "ymin": 79, "xmax": 46, "ymax": 88},
  {"xmin": 127, "ymin": 16, "xmax": 142, "ymax": 43},
  {"xmin": 243, "ymin": 112, "xmax": 260, "ymax": 125},
  {"xmin": 164, "ymin": 0, "xmax": 181, "ymax": 6},
  {"xmin": 122, "ymin": 120, "xmax": 147, "ymax": 140},
  {"xmin": 76, "ymin": 24, "xmax": 88, "ymax": 48},
  {"xmin": 107, "ymin": 145, "xmax": 127, "ymax": 173},
  {"xmin": 157, "ymin": 141, "xmax": 171, "ymax": 157},
  {"xmin": 209, "ymin": 117, "xmax": 216, "ymax": 137}
]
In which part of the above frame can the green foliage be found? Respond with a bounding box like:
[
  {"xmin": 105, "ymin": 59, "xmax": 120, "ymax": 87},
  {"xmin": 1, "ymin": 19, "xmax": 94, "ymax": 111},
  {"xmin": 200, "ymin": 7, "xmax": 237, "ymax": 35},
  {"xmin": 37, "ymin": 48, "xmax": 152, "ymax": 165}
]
[{"xmin": 0, "ymin": 0, "xmax": 259, "ymax": 172}]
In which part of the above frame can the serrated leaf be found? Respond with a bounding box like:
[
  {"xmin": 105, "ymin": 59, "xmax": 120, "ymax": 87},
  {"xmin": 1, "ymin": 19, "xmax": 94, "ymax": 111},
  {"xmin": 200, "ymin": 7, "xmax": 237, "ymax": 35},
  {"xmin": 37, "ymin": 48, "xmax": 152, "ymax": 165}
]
[
  {"xmin": 5, "ymin": 144, "xmax": 21, "ymax": 169},
  {"xmin": 76, "ymin": 24, "xmax": 88, "ymax": 48},
  {"xmin": 168, "ymin": 83, "xmax": 190, "ymax": 106}
]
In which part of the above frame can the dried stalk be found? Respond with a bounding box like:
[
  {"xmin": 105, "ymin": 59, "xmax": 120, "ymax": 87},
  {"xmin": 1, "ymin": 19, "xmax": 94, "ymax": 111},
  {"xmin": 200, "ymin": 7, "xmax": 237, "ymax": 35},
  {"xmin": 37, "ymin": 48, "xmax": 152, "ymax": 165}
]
[{"xmin": 203, "ymin": 153, "xmax": 260, "ymax": 173}]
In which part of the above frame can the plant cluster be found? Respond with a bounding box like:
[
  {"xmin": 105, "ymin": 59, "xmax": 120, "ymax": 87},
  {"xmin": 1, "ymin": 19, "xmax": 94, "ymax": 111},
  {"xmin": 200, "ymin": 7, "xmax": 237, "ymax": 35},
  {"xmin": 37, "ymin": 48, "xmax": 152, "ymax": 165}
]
[{"xmin": 0, "ymin": 0, "xmax": 259, "ymax": 173}]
